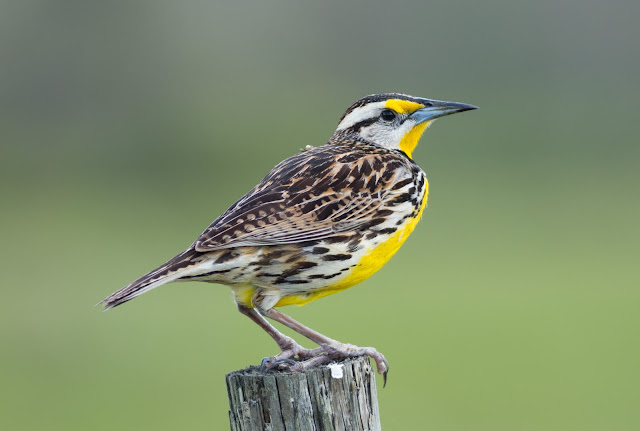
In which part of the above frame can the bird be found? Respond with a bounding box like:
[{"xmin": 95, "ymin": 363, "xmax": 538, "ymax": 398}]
[{"xmin": 101, "ymin": 93, "xmax": 476, "ymax": 384}]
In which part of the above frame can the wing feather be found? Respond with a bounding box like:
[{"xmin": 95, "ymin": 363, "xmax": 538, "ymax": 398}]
[{"xmin": 194, "ymin": 144, "xmax": 411, "ymax": 251}]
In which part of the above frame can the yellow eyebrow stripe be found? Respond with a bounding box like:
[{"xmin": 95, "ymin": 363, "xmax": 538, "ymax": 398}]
[{"xmin": 384, "ymin": 99, "xmax": 424, "ymax": 114}]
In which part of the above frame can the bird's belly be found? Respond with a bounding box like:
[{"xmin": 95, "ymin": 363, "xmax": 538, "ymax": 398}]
[
  {"xmin": 228, "ymin": 211, "xmax": 423, "ymax": 308},
  {"xmin": 211, "ymin": 178, "xmax": 429, "ymax": 308},
  {"xmin": 275, "ymin": 184, "xmax": 429, "ymax": 307}
]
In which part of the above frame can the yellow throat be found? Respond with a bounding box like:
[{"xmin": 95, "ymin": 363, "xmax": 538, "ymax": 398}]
[{"xmin": 399, "ymin": 121, "xmax": 430, "ymax": 158}]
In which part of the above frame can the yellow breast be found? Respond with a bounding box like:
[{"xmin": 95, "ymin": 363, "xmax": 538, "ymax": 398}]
[{"xmin": 276, "ymin": 180, "xmax": 429, "ymax": 307}]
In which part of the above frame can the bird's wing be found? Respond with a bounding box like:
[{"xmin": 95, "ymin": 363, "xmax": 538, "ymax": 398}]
[{"xmin": 193, "ymin": 144, "xmax": 411, "ymax": 251}]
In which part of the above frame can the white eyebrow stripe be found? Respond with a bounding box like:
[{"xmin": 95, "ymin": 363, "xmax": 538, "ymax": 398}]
[{"xmin": 336, "ymin": 102, "xmax": 386, "ymax": 130}]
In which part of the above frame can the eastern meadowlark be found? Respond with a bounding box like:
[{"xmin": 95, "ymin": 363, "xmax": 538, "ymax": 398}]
[{"xmin": 101, "ymin": 93, "xmax": 476, "ymax": 383}]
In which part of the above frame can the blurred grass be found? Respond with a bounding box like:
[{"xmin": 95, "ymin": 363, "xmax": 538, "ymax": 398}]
[{"xmin": 1, "ymin": 1, "xmax": 639, "ymax": 430}]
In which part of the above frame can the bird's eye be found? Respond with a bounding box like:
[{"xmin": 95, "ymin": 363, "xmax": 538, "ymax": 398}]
[{"xmin": 380, "ymin": 109, "xmax": 396, "ymax": 122}]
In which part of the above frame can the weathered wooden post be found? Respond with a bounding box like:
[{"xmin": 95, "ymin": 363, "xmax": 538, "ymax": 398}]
[{"xmin": 226, "ymin": 356, "xmax": 381, "ymax": 431}]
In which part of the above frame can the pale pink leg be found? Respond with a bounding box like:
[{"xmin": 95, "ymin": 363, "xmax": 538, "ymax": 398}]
[
  {"xmin": 237, "ymin": 305, "xmax": 322, "ymax": 361},
  {"xmin": 262, "ymin": 308, "xmax": 389, "ymax": 384}
]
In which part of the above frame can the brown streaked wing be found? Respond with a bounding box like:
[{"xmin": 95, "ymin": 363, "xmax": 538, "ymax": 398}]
[{"xmin": 193, "ymin": 144, "xmax": 409, "ymax": 251}]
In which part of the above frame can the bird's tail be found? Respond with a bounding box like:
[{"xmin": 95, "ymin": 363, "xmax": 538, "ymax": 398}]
[{"xmin": 100, "ymin": 248, "xmax": 204, "ymax": 310}]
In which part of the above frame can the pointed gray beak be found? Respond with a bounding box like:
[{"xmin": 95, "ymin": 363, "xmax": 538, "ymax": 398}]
[{"xmin": 409, "ymin": 99, "xmax": 478, "ymax": 124}]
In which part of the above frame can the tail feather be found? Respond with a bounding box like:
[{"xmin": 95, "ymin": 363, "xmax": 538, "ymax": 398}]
[{"xmin": 100, "ymin": 248, "xmax": 203, "ymax": 310}]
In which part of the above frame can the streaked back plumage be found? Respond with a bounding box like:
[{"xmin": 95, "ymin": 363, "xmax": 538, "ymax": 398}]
[{"xmin": 101, "ymin": 137, "xmax": 425, "ymax": 309}]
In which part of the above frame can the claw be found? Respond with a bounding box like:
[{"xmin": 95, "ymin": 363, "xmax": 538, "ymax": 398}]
[
  {"xmin": 259, "ymin": 357, "xmax": 272, "ymax": 371},
  {"xmin": 260, "ymin": 357, "xmax": 298, "ymax": 372},
  {"xmin": 379, "ymin": 357, "xmax": 390, "ymax": 387}
]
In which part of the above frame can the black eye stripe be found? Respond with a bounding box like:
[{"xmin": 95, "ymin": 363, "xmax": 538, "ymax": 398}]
[{"xmin": 347, "ymin": 117, "xmax": 378, "ymax": 132}]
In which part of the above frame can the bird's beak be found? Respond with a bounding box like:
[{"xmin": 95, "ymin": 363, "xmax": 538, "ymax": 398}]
[{"xmin": 409, "ymin": 99, "xmax": 478, "ymax": 124}]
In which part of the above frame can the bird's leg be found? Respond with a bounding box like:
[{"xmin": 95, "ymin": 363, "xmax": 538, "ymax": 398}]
[
  {"xmin": 262, "ymin": 308, "xmax": 389, "ymax": 382},
  {"xmin": 237, "ymin": 305, "xmax": 322, "ymax": 364}
]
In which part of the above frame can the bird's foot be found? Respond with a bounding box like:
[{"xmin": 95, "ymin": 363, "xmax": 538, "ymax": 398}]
[
  {"xmin": 260, "ymin": 343, "xmax": 389, "ymax": 386},
  {"xmin": 260, "ymin": 342, "xmax": 324, "ymax": 371},
  {"xmin": 321, "ymin": 343, "xmax": 390, "ymax": 386}
]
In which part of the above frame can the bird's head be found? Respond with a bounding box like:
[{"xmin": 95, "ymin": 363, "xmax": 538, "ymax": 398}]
[{"xmin": 335, "ymin": 93, "xmax": 477, "ymax": 158}]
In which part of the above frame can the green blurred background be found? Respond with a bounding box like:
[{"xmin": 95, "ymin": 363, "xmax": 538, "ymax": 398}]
[{"xmin": 1, "ymin": 1, "xmax": 638, "ymax": 430}]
